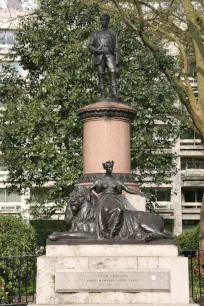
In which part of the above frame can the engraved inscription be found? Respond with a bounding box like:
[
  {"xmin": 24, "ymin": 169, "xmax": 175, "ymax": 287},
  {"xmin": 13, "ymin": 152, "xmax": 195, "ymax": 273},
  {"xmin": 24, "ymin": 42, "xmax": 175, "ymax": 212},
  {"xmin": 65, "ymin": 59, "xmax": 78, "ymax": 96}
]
[{"xmin": 55, "ymin": 269, "xmax": 170, "ymax": 293}]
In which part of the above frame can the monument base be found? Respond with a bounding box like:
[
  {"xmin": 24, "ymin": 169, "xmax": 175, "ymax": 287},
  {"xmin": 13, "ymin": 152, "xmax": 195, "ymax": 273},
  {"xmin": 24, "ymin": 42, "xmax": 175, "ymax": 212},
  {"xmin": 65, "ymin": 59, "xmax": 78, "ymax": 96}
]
[{"xmin": 34, "ymin": 241, "xmax": 196, "ymax": 305}]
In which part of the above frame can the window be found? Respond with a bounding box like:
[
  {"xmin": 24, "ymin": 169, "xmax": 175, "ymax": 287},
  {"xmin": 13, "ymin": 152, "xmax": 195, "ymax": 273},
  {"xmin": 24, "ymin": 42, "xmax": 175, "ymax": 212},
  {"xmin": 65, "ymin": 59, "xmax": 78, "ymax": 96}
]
[
  {"xmin": 180, "ymin": 128, "xmax": 200, "ymax": 140},
  {"xmin": 184, "ymin": 189, "xmax": 204, "ymax": 202},
  {"xmin": 0, "ymin": 30, "xmax": 16, "ymax": 45},
  {"xmin": 182, "ymin": 220, "xmax": 199, "ymax": 232},
  {"xmin": 22, "ymin": 0, "xmax": 37, "ymax": 8},
  {"xmin": 30, "ymin": 187, "xmax": 51, "ymax": 203},
  {"xmin": 8, "ymin": 0, "xmax": 21, "ymax": 7},
  {"xmin": 0, "ymin": 62, "xmax": 23, "ymax": 74},
  {"xmin": 0, "ymin": 188, "xmax": 20, "ymax": 202},
  {"xmin": 0, "ymin": 0, "xmax": 21, "ymax": 8},
  {"xmin": 0, "ymin": 204, "xmax": 21, "ymax": 209},
  {"xmin": 0, "ymin": 0, "xmax": 36, "ymax": 8},
  {"xmin": 142, "ymin": 188, "xmax": 171, "ymax": 202},
  {"xmin": 156, "ymin": 189, "xmax": 171, "ymax": 202},
  {"xmin": 187, "ymin": 54, "xmax": 196, "ymax": 78},
  {"xmin": 181, "ymin": 158, "xmax": 204, "ymax": 170},
  {"xmin": 11, "ymin": 62, "xmax": 22, "ymax": 74},
  {"xmin": 0, "ymin": 155, "xmax": 7, "ymax": 171}
]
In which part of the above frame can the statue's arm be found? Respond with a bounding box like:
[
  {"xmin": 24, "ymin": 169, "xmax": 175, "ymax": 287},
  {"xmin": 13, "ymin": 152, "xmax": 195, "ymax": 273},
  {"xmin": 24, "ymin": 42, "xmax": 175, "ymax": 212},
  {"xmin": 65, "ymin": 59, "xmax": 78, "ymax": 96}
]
[
  {"xmin": 115, "ymin": 33, "xmax": 120, "ymax": 66},
  {"xmin": 87, "ymin": 182, "xmax": 99, "ymax": 201},
  {"xmin": 88, "ymin": 32, "xmax": 103, "ymax": 55},
  {"xmin": 88, "ymin": 32, "xmax": 97, "ymax": 54},
  {"xmin": 120, "ymin": 182, "xmax": 146, "ymax": 197},
  {"xmin": 89, "ymin": 181, "xmax": 98, "ymax": 192},
  {"xmin": 87, "ymin": 180, "xmax": 102, "ymax": 199}
]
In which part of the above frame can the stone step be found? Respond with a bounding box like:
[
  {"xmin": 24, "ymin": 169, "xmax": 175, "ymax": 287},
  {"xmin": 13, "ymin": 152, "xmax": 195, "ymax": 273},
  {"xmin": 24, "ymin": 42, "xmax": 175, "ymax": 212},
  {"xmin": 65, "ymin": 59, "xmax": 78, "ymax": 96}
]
[{"xmin": 29, "ymin": 303, "xmax": 199, "ymax": 306}]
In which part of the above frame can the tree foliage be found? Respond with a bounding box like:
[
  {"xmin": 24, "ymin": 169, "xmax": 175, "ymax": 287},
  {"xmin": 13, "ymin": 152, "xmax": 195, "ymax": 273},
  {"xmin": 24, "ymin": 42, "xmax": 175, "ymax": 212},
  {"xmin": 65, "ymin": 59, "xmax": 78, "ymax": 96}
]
[
  {"xmin": 0, "ymin": 0, "xmax": 182, "ymax": 216},
  {"xmin": 0, "ymin": 215, "xmax": 36, "ymax": 255}
]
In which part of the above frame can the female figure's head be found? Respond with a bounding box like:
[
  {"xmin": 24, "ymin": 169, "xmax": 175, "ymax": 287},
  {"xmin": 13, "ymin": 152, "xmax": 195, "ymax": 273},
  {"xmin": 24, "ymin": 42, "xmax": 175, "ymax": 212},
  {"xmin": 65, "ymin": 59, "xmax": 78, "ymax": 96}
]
[{"xmin": 102, "ymin": 160, "xmax": 114, "ymax": 175}]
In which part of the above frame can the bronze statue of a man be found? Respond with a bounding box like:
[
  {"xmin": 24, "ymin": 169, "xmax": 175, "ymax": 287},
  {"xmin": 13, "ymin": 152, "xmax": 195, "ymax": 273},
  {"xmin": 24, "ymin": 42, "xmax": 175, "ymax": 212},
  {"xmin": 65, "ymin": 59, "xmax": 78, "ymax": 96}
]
[{"xmin": 88, "ymin": 13, "xmax": 120, "ymax": 98}]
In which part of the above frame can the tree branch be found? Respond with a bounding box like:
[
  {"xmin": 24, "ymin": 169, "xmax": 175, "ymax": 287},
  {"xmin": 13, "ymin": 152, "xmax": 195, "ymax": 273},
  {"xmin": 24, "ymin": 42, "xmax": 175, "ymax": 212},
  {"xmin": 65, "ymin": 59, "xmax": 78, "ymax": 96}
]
[{"xmin": 111, "ymin": 0, "xmax": 140, "ymax": 31}]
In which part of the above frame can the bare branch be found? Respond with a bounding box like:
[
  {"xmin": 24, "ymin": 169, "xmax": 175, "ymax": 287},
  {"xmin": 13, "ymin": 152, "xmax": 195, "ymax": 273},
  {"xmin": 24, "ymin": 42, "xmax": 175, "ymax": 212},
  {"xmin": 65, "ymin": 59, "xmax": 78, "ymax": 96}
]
[
  {"xmin": 139, "ymin": 0, "xmax": 186, "ymax": 23},
  {"xmin": 111, "ymin": 0, "xmax": 140, "ymax": 31},
  {"xmin": 134, "ymin": 0, "xmax": 144, "ymax": 28}
]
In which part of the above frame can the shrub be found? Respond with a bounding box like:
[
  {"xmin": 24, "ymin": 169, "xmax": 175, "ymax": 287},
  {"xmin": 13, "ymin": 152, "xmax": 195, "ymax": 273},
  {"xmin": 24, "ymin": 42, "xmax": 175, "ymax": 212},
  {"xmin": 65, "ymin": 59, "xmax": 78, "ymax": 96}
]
[
  {"xmin": 30, "ymin": 220, "xmax": 68, "ymax": 247},
  {"xmin": 0, "ymin": 215, "xmax": 36, "ymax": 255},
  {"xmin": 0, "ymin": 216, "xmax": 36, "ymax": 303},
  {"xmin": 175, "ymin": 224, "xmax": 199, "ymax": 254}
]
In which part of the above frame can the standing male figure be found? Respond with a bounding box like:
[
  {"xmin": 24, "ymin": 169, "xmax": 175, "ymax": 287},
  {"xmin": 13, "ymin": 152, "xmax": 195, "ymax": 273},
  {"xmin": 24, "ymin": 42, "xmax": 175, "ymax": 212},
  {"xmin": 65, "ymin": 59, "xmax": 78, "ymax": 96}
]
[{"xmin": 88, "ymin": 13, "xmax": 120, "ymax": 98}]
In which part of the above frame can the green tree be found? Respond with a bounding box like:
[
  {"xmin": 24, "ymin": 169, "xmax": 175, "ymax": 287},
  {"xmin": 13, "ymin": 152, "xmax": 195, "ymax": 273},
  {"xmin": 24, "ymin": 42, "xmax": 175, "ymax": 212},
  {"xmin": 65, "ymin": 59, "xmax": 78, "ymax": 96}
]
[{"xmin": 0, "ymin": 0, "xmax": 181, "ymax": 216}]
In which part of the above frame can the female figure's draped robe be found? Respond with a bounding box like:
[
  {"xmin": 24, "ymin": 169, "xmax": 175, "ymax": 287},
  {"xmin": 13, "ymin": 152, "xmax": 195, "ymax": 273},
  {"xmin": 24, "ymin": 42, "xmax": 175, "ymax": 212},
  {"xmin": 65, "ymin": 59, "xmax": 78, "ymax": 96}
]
[{"xmin": 93, "ymin": 179, "xmax": 146, "ymax": 239}]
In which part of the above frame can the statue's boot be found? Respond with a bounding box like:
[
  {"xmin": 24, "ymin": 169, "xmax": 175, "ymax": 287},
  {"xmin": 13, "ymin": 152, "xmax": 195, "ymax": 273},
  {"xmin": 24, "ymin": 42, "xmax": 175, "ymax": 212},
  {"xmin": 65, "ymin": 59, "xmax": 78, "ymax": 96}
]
[
  {"xmin": 98, "ymin": 73, "xmax": 105, "ymax": 98},
  {"xmin": 110, "ymin": 72, "xmax": 117, "ymax": 98}
]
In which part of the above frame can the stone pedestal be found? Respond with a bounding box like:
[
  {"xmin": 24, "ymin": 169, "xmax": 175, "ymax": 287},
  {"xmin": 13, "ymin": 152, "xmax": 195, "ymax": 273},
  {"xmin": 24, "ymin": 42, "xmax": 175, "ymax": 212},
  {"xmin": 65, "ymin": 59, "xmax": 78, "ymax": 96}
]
[
  {"xmin": 33, "ymin": 241, "xmax": 197, "ymax": 306},
  {"xmin": 32, "ymin": 99, "xmax": 195, "ymax": 306}
]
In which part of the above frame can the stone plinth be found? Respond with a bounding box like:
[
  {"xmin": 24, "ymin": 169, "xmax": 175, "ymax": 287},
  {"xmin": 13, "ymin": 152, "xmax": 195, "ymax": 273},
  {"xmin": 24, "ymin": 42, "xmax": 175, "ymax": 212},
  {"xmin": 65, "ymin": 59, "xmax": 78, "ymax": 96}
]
[
  {"xmin": 34, "ymin": 241, "xmax": 196, "ymax": 306},
  {"xmin": 78, "ymin": 100, "xmax": 136, "ymax": 176},
  {"xmin": 46, "ymin": 241, "xmax": 178, "ymax": 257}
]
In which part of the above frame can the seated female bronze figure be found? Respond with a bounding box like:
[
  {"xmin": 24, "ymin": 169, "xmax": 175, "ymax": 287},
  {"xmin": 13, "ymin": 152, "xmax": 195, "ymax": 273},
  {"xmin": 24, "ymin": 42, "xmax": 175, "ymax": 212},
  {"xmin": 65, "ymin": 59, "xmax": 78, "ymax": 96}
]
[{"xmin": 88, "ymin": 161, "xmax": 146, "ymax": 238}]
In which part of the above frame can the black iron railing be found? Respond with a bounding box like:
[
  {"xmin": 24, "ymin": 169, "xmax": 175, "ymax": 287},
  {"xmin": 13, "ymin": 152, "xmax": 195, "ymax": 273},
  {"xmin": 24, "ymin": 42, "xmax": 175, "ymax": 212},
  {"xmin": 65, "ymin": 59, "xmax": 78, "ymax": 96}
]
[
  {"xmin": 0, "ymin": 250, "xmax": 204, "ymax": 306},
  {"xmin": 183, "ymin": 250, "xmax": 204, "ymax": 305},
  {"xmin": 0, "ymin": 254, "xmax": 37, "ymax": 306}
]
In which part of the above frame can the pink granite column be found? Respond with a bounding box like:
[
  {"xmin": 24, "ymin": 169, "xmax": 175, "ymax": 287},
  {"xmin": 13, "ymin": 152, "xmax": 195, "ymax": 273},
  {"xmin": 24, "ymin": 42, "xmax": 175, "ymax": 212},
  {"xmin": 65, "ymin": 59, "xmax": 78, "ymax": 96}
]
[{"xmin": 78, "ymin": 100, "xmax": 136, "ymax": 185}]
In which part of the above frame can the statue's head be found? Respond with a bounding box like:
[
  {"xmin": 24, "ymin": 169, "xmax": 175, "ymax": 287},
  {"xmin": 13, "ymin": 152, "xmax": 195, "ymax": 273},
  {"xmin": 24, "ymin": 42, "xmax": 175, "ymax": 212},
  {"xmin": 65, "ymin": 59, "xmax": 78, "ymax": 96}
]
[
  {"xmin": 68, "ymin": 186, "xmax": 89, "ymax": 215},
  {"xmin": 100, "ymin": 12, "xmax": 110, "ymax": 28},
  {"xmin": 102, "ymin": 160, "xmax": 114, "ymax": 174}
]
